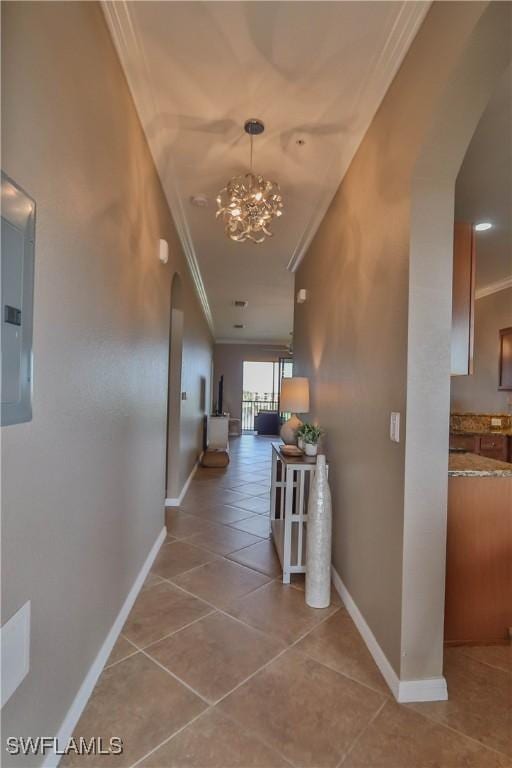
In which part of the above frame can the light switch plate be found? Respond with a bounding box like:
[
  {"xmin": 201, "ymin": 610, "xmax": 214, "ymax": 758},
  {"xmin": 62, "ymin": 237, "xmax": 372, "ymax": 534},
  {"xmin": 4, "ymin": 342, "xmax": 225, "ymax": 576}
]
[
  {"xmin": 158, "ymin": 238, "xmax": 168, "ymax": 264},
  {"xmin": 390, "ymin": 412, "xmax": 400, "ymax": 443},
  {"xmin": 1, "ymin": 601, "xmax": 30, "ymax": 707}
]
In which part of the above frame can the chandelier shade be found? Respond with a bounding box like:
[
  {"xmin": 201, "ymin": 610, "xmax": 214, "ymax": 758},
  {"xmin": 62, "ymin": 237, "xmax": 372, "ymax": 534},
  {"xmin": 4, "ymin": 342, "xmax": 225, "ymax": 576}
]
[{"xmin": 216, "ymin": 120, "xmax": 283, "ymax": 244}]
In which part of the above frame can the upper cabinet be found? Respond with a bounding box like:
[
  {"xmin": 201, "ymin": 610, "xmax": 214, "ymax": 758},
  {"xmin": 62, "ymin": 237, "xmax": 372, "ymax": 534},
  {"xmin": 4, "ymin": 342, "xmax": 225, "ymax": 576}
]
[
  {"xmin": 451, "ymin": 221, "xmax": 476, "ymax": 376},
  {"xmin": 499, "ymin": 327, "xmax": 512, "ymax": 390}
]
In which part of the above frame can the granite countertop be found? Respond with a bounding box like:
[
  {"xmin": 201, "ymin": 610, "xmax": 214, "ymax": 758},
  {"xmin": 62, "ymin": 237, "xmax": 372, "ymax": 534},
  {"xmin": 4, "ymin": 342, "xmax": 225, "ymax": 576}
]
[
  {"xmin": 451, "ymin": 429, "xmax": 512, "ymax": 437},
  {"xmin": 448, "ymin": 452, "xmax": 512, "ymax": 477}
]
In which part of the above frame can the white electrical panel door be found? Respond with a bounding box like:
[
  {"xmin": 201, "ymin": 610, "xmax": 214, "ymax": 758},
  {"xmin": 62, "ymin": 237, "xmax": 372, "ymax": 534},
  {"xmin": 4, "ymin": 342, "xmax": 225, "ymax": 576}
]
[{"xmin": 1, "ymin": 173, "xmax": 36, "ymax": 426}]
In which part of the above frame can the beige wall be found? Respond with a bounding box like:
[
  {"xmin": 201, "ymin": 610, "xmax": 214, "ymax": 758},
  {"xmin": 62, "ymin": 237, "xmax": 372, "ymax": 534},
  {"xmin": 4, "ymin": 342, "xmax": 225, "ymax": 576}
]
[
  {"xmin": 213, "ymin": 344, "xmax": 288, "ymax": 421},
  {"xmin": 451, "ymin": 288, "xmax": 512, "ymax": 412},
  {"xmin": 294, "ymin": 1, "xmax": 511, "ymax": 681},
  {"xmin": 1, "ymin": 1, "xmax": 212, "ymax": 758}
]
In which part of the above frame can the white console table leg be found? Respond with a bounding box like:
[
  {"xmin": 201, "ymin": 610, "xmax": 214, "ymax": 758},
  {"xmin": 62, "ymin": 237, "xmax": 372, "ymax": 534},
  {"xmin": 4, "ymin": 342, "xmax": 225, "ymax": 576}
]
[
  {"xmin": 270, "ymin": 449, "xmax": 277, "ymax": 521},
  {"xmin": 283, "ymin": 466, "xmax": 294, "ymax": 584}
]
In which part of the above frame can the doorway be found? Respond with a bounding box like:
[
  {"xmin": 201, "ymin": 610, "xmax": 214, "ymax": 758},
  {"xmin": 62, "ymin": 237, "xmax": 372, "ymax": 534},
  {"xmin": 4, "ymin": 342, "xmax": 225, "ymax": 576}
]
[
  {"xmin": 241, "ymin": 359, "xmax": 292, "ymax": 432},
  {"xmin": 401, "ymin": 5, "xmax": 510, "ymax": 688},
  {"xmin": 166, "ymin": 273, "xmax": 184, "ymax": 501},
  {"xmin": 444, "ymin": 67, "xmax": 512, "ymax": 649}
]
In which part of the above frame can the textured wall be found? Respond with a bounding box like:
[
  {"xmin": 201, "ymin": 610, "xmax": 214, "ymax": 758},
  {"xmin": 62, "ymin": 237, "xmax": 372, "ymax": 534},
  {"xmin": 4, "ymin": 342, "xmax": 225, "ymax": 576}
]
[
  {"xmin": 294, "ymin": 1, "xmax": 510, "ymax": 679},
  {"xmin": 451, "ymin": 288, "xmax": 512, "ymax": 413},
  {"xmin": 1, "ymin": 2, "xmax": 212, "ymax": 758}
]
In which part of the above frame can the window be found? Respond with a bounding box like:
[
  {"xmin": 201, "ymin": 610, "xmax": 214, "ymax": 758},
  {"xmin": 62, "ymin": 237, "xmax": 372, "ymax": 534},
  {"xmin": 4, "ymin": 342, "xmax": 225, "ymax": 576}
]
[{"xmin": 241, "ymin": 359, "xmax": 293, "ymax": 431}]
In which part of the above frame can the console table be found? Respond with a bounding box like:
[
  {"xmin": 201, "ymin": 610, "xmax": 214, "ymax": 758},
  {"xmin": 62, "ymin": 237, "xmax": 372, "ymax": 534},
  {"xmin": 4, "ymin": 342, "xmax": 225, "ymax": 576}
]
[{"xmin": 270, "ymin": 442, "xmax": 328, "ymax": 583}]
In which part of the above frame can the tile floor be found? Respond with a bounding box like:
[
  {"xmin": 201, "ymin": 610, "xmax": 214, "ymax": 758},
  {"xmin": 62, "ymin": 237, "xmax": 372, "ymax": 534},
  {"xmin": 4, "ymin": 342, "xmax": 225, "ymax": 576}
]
[{"xmin": 66, "ymin": 435, "xmax": 512, "ymax": 767}]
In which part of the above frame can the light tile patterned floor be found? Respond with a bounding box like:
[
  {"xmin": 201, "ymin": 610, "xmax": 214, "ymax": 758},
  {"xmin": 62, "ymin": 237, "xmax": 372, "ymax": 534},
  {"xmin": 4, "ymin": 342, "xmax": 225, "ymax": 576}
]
[{"xmin": 65, "ymin": 436, "xmax": 512, "ymax": 767}]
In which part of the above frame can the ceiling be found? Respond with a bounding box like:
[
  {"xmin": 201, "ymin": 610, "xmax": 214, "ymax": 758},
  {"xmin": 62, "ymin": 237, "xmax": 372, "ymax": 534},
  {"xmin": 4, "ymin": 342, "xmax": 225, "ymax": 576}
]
[
  {"xmin": 456, "ymin": 64, "xmax": 512, "ymax": 292},
  {"xmin": 103, "ymin": 1, "xmax": 429, "ymax": 343}
]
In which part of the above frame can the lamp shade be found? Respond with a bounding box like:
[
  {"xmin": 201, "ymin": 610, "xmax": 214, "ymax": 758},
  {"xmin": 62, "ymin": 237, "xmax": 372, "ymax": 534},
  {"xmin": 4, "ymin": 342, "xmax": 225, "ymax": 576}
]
[{"xmin": 280, "ymin": 377, "xmax": 309, "ymax": 413}]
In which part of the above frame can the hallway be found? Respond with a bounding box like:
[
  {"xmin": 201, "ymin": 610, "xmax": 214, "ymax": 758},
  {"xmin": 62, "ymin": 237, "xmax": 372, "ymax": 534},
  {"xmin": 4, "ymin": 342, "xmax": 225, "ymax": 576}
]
[
  {"xmin": 3, "ymin": 4, "xmax": 512, "ymax": 766},
  {"xmin": 66, "ymin": 437, "xmax": 511, "ymax": 768}
]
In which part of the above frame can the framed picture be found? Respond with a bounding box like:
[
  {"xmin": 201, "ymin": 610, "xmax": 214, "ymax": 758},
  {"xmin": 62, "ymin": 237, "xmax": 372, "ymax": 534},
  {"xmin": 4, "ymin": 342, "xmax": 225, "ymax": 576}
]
[{"xmin": 498, "ymin": 327, "xmax": 512, "ymax": 390}]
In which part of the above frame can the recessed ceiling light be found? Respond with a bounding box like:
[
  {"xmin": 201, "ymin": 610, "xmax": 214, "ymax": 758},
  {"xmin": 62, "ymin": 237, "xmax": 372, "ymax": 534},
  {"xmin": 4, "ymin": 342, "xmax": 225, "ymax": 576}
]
[
  {"xmin": 233, "ymin": 323, "xmax": 244, "ymax": 329},
  {"xmin": 190, "ymin": 194, "xmax": 209, "ymax": 208},
  {"xmin": 234, "ymin": 300, "xmax": 248, "ymax": 308},
  {"xmin": 475, "ymin": 222, "xmax": 492, "ymax": 231}
]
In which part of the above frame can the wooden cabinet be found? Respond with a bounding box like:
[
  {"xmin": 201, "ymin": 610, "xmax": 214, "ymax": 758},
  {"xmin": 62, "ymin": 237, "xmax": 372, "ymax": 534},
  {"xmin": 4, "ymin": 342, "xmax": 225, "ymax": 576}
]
[
  {"xmin": 451, "ymin": 222, "xmax": 475, "ymax": 376},
  {"xmin": 449, "ymin": 433, "xmax": 478, "ymax": 453},
  {"xmin": 450, "ymin": 432, "xmax": 510, "ymax": 462},
  {"xmin": 479, "ymin": 434, "xmax": 509, "ymax": 462},
  {"xmin": 445, "ymin": 476, "xmax": 512, "ymax": 644},
  {"xmin": 499, "ymin": 327, "xmax": 512, "ymax": 390}
]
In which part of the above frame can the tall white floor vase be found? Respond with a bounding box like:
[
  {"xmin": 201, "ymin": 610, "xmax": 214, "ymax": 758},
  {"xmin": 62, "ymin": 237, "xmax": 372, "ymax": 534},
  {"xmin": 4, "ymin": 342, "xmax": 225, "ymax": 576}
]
[{"xmin": 305, "ymin": 455, "xmax": 332, "ymax": 608}]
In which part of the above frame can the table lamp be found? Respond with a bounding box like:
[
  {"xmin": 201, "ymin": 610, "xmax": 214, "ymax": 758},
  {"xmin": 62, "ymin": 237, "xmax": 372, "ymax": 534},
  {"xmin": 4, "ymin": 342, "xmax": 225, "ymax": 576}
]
[{"xmin": 280, "ymin": 377, "xmax": 309, "ymax": 444}]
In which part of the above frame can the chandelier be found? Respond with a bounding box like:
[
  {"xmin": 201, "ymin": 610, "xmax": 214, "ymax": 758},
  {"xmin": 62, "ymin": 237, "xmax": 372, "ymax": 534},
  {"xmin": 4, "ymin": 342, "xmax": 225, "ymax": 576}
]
[{"xmin": 216, "ymin": 119, "xmax": 283, "ymax": 244}]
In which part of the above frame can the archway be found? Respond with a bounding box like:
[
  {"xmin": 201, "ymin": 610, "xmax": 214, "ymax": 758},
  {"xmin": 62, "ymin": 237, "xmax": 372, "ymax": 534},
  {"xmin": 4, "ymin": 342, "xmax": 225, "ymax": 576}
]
[
  {"xmin": 166, "ymin": 272, "xmax": 184, "ymax": 501},
  {"xmin": 401, "ymin": 2, "xmax": 511, "ymax": 687}
]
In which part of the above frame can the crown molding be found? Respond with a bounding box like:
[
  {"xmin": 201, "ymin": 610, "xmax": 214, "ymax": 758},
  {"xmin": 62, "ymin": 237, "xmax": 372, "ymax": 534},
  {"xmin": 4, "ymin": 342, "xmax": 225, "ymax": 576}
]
[
  {"xmin": 103, "ymin": 0, "xmax": 429, "ymax": 320},
  {"xmin": 286, "ymin": 1, "xmax": 431, "ymax": 273},
  {"xmin": 215, "ymin": 338, "xmax": 290, "ymax": 348},
  {"xmin": 475, "ymin": 275, "xmax": 512, "ymax": 300},
  {"xmin": 101, "ymin": 1, "xmax": 214, "ymax": 334}
]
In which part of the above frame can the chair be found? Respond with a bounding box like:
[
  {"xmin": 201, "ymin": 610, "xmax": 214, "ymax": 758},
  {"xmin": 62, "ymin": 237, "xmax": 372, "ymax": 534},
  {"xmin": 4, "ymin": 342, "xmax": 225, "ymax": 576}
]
[{"xmin": 254, "ymin": 411, "xmax": 280, "ymax": 435}]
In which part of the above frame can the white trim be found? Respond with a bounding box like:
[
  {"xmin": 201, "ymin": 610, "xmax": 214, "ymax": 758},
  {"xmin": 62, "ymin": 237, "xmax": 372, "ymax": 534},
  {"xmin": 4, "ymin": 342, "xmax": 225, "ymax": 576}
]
[
  {"xmin": 1, "ymin": 601, "xmax": 31, "ymax": 707},
  {"xmin": 286, "ymin": 1, "xmax": 430, "ymax": 273},
  {"xmin": 102, "ymin": 1, "xmax": 428, "ymax": 314},
  {"xmin": 331, "ymin": 565, "xmax": 448, "ymax": 703},
  {"xmin": 165, "ymin": 453, "xmax": 202, "ymax": 507},
  {"xmin": 397, "ymin": 677, "xmax": 449, "ymax": 703},
  {"xmin": 214, "ymin": 339, "xmax": 290, "ymax": 348},
  {"xmin": 475, "ymin": 275, "xmax": 512, "ymax": 300},
  {"xmin": 43, "ymin": 527, "xmax": 167, "ymax": 768}
]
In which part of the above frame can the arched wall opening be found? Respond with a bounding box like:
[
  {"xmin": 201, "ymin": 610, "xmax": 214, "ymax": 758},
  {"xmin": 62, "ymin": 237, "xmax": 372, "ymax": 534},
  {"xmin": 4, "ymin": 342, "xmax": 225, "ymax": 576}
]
[
  {"xmin": 402, "ymin": 2, "xmax": 511, "ymax": 685},
  {"xmin": 166, "ymin": 272, "xmax": 184, "ymax": 500}
]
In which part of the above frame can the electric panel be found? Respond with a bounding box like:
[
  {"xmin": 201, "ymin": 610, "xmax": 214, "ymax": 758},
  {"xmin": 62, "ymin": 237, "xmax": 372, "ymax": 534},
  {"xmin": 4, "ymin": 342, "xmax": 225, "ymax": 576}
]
[{"xmin": 1, "ymin": 173, "xmax": 36, "ymax": 426}]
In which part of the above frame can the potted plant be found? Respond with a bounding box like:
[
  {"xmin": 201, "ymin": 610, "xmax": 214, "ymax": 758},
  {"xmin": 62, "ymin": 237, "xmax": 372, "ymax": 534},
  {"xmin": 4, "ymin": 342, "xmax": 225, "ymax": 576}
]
[
  {"xmin": 296, "ymin": 423, "xmax": 308, "ymax": 450},
  {"xmin": 302, "ymin": 424, "xmax": 323, "ymax": 456}
]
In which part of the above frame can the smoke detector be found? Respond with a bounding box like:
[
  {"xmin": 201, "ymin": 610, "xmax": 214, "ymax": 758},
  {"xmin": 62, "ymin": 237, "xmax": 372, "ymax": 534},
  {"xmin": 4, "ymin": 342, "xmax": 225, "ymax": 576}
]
[
  {"xmin": 234, "ymin": 300, "xmax": 248, "ymax": 308},
  {"xmin": 190, "ymin": 194, "xmax": 209, "ymax": 208}
]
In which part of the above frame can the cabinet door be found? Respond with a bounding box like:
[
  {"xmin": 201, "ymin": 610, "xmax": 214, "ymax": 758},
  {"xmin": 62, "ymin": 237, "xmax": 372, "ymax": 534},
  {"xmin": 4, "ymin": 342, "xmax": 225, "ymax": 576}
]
[
  {"xmin": 449, "ymin": 433, "xmax": 477, "ymax": 452},
  {"xmin": 445, "ymin": 477, "xmax": 512, "ymax": 644},
  {"xmin": 479, "ymin": 435, "xmax": 508, "ymax": 462},
  {"xmin": 498, "ymin": 327, "xmax": 512, "ymax": 390},
  {"xmin": 451, "ymin": 222, "xmax": 475, "ymax": 376}
]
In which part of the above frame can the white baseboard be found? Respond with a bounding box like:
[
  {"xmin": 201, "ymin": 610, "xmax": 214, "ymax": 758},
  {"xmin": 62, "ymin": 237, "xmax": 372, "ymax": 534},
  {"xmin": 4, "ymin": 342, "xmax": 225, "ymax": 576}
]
[
  {"xmin": 44, "ymin": 526, "xmax": 167, "ymax": 767},
  {"xmin": 165, "ymin": 453, "xmax": 203, "ymax": 507},
  {"xmin": 331, "ymin": 566, "xmax": 448, "ymax": 703},
  {"xmin": 396, "ymin": 676, "xmax": 448, "ymax": 703}
]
